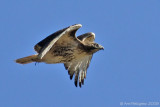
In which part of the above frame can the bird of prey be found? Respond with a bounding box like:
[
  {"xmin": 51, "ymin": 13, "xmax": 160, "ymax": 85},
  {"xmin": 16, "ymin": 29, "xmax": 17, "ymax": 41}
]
[{"xmin": 16, "ymin": 24, "xmax": 104, "ymax": 87}]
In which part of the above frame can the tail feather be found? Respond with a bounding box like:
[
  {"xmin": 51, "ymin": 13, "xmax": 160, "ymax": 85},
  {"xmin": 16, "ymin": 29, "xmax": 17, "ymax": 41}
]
[{"xmin": 15, "ymin": 55, "xmax": 38, "ymax": 64}]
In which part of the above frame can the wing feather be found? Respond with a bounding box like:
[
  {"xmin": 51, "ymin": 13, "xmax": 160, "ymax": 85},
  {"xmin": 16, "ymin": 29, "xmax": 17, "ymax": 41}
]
[
  {"xmin": 35, "ymin": 24, "xmax": 82, "ymax": 59},
  {"xmin": 64, "ymin": 55, "xmax": 93, "ymax": 87},
  {"xmin": 77, "ymin": 32, "xmax": 95, "ymax": 42},
  {"xmin": 34, "ymin": 28, "xmax": 68, "ymax": 53}
]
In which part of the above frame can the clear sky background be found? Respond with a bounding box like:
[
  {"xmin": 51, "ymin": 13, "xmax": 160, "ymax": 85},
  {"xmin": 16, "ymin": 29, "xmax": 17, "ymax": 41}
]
[{"xmin": 0, "ymin": 0, "xmax": 160, "ymax": 107}]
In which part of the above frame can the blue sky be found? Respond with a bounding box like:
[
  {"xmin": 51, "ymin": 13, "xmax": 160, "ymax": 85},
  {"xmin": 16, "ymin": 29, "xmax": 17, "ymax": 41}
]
[{"xmin": 0, "ymin": 0, "xmax": 160, "ymax": 107}]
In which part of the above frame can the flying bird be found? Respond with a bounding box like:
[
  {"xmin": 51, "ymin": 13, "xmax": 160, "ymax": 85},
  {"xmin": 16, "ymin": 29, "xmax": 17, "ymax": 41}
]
[{"xmin": 16, "ymin": 24, "xmax": 104, "ymax": 87}]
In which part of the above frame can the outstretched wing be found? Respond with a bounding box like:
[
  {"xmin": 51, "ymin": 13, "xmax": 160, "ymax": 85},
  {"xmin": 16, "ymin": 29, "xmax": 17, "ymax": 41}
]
[
  {"xmin": 64, "ymin": 55, "xmax": 93, "ymax": 87},
  {"xmin": 34, "ymin": 24, "xmax": 82, "ymax": 59},
  {"xmin": 77, "ymin": 32, "xmax": 95, "ymax": 42}
]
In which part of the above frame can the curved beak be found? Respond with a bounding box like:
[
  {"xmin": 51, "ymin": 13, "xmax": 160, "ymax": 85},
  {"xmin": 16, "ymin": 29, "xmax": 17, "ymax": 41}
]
[{"xmin": 99, "ymin": 45, "xmax": 104, "ymax": 50}]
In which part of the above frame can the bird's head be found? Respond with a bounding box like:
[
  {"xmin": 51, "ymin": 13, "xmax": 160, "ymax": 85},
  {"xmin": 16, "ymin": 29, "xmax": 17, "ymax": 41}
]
[
  {"xmin": 85, "ymin": 43, "xmax": 104, "ymax": 53},
  {"xmin": 92, "ymin": 43, "xmax": 104, "ymax": 50}
]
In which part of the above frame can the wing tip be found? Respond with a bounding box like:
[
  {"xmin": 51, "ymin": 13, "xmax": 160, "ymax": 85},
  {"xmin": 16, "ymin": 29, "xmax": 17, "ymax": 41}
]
[
  {"xmin": 71, "ymin": 24, "xmax": 82, "ymax": 29},
  {"xmin": 73, "ymin": 24, "xmax": 82, "ymax": 27},
  {"xmin": 88, "ymin": 32, "xmax": 95, "ymax": 38},
  {"xmin": 74, "ymin": 80, "xmax": 78, "ymax": 87},
  {"xmin": 70, "ymin": 75, "xmax": 73, "ymax": 80},
  {"xmin": 89, "ymin": 32, "xmax": 95, "ymax": 36},
  {"xmin": 79, "ymin": 82, "xmax": 82, "ymax": 88}
]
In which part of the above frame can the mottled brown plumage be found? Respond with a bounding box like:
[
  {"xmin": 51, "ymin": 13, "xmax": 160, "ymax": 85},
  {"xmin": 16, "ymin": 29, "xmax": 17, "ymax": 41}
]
[{"xmin": 15, "ymin": 24, "xmax": 104, "ymax": 87}]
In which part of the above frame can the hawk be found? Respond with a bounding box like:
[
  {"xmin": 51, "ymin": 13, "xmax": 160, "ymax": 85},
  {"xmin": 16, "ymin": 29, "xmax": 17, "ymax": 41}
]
[{"xmin": 16, "ymin": 24, "xmax": 104, "ymax": 87}]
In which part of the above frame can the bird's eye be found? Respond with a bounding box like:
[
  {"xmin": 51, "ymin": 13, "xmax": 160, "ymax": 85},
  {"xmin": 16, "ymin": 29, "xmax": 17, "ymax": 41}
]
[
  {"xmin": 92, "ymin": 43, "xmax": 98, "ymax": 48},
  {"xmin": 95, "ymin": 44, "xmax": 98, "ymax": 47}
]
